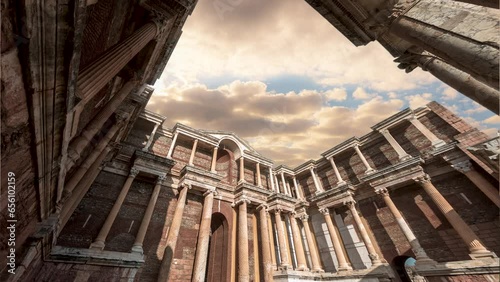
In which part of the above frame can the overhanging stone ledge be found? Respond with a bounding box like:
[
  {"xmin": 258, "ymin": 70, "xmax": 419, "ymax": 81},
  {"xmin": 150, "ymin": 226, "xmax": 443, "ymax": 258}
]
[
  {"xmin": 360, "ymin": 156, "xmax": 423, "ymax": 183},
  {"xmin": 50, "ymin": 246, "xmax": 145, "ymax": 267}
]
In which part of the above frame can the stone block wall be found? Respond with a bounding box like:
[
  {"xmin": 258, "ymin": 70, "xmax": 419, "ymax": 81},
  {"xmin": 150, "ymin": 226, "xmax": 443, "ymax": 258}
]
[{"xmin": 193, "ymin": 147, "xmax": 212, "ymax": 171}]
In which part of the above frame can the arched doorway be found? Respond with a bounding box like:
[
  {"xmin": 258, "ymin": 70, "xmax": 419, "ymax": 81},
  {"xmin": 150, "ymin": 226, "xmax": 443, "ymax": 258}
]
[{"xmin": 206, "ymin": 213, "xmax": 230, "ymax": 282}]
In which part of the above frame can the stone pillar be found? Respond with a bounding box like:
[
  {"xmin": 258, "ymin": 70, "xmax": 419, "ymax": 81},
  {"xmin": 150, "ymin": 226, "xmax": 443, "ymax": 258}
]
[
  {"xmin": 452, "ymin": 160, "xmax": 500, "ymax": 207},
  {"xmin": 143, "ymin": 123, "xmax": 160, "ymax": 151},
  {"xmin": 274, "ymin": 174, "xmax": 281, "ymax": 194},
  {"xmin": 328, "ymin": 157, "xmax": 346, "ymax": 186},
  {"xmin": 90, "ymin": 168, "xmax": 139, "ymax": 250},
  {"xmin": 408, "ymin": 117, "xmax": 445, "ymax": 148},
  {"xmin": 239, "ymin": 156, "xmax": 246, "ymax": 183},
  {"xmin": 192, "ymin": 190, "xmax": 215, "ymax": 282},
  {"xmin": 166, "ymin": 132, "xmax": 178, "ymax": 159},
  {"xmin": 380, "ymin": 129, "xmax": 411, "ymax": 161},
  {"xmin": 210, "ymin": 146, "xmax": 218, "ymax": 173},
  {"xmin": 77, "ymin": 22, "xmax": 158, "ymax": 101},
  {"xmin": 309, "ymin": 167, "xmax": 324, "ymax": 194},
  {"xmin": 377, "ymin": 188, "xmax": 434, "ymax": 262},
  {"xmin": 236, "ymin": 199, "xmax": 250, "ymax": 281},
  {"xmin": 319, "ymin": 208, "xmax": 352, "ymax": 271},
  {"xmin": 269, "ymin": 168, "xmax": 276, "ymax": 192},
  {"xmin": 188, "ymin": 139, "xmax": 198, "ymax": 166},
  {"xmin": 66, "ymin": 81, "xmax": 136, "ymax": 170},
  {"xmin": 414, "ymin": 175, "xmax": 495, "ymax": 259},
  {"xmin": 289, "ymin": 214, "xmax": 308, "ymax": 271},
  {"xmin": 345, "ymin": 201, "xmax": 381, "ymax": 265},
  {"xmin": 274, "ymin": 210, "xmax": 290, "ymax": 269},
  {"xmin": 257, "ymin": 205, "xmax": 273, "ymax": 282},
  {"xmin": 389, "ymin": 16, "xmax": 499, "ymax": 86},
  {"xmin": 280, "ymin": 172, "xmax": 289, "ymax": 196},
  {"xmin": 292, "ymin": 177, "xmax": 303, "ymax": 199},
  {"xmin": 256, "ymin": 163, "xmax": 262, "ymax": 187},
  {"xmin": 267, "ymin": 213, "xmax": 277, "ymax": 268},
  {"xmin": 131, "ymin": 175, "xmax": 165, "ymax": 254},
  {"xmin": 157, "ymin": 184, "xmax": 190, "ymax": 282},
  {"xmin": 354, "ymin": 144, "xmax": 375, "ymax": 174},
  {"xmin": 300, "ymin": 215, "xmax": 324, "ymax": 272}
]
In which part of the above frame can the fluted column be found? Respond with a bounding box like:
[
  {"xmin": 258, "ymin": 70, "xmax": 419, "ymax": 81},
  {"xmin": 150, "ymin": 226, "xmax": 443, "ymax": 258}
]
[
  {"xmin": 236, "ymin": 199, "xmax": 250, "ymax": 281},
  {"xmin": 158, "ymin": 184, "xmax": 190, "ymax": 282},
  {"xmin": 300, "ymin": 215, "xmax": 324, "ymax": 272},
  {"xmin": 280, "ymin": 172, "xmax": 289, "ymax": 196},
  {"xmin": 256, "ymin": 163, "xmax": 262, "ymax": 187},
  {"xmin": 188, "ymin": 139, "xmax": 198, "ymax": 166},
  {"xmin": 274, "ymin": 210, "xmax": 290, "ymax": 269},
  {"xmin": 408, "ymin": 117, "xmax": 445, "ymax": 148},
  {"xmin": 90, "ymin": 167, "xmax": 139, "ymax": 250},
  {"xmin": 166, "ymin": 132, "xmax": 178, "ymax": 159},
  {"xmin": 289, "ymin": 214, "xmax": 308, "ymax": 271},
  {"xmin": 269, "ymin": 168, "xmax": 276, "ymax": 192},
  {"xmin": 309, "ymin": 167, "xmax": 323, "ymax": 194},
  {"xmin": 292, "ymin": 177, "xmax": 302, "ymax": 199},
  {"xmin": 345, "ymin": 201, "xmax": 381, "ymax": 265},
  {"xmin": 414, "ymin": 175, "xmax": 495, "ymax": 259},
  {"xmin": 257, "ymin": 205, "xmax": 273, "ymax": 282},
  {"xmin": 354, "ymin": 144, "xmax": 375, "ymax": 174},
  {"xmin": 210, "ymin": 146, "xmax": 218, "ymax": 173},
  {"xmin": 132, "ymin": 175, "xmax": 166, "ymax": 254},
  {"xmin": 328, "ymin": 157, "xmax": 346, "ymax": 186},
  {"xmin": 319, "ymin": 208, "xmax": 352, "ymax": 271},
  {"xmin": 192, "ymin": 190, "xmax": 215, "ymax": 282},
  {"xmin": 389, "ymin": 16, "xmax": 499, "ymax": 87},
  {"xmin": 76, "ymin": 21, "xmax": 159, "ymax": 101},
  {"xmin": 452, "ymin": 160, "xmax": 500, "ymax": 207},
  {"xmin": 380, "ymin": 129, "xmax": 411, "ymax": 161},
  {"xmin": 239, "ymin": 156, "xmax": 246, "ymax": 183},
  {"xmin": 377, "ymin": 188, "xmax": 434, "ymax": 262}
]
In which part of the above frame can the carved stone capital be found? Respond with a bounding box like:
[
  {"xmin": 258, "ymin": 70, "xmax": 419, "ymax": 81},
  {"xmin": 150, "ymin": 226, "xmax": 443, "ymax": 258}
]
[
  {"xmin": 413, "ymin": 174, "xmax": 431, "ymax": 184},
  {"xmin": 299, "ymin": 214, "xmax": 309, "ymax": 221},
  {"xmin": 376, "ymin": 187, "xmax": 389, "ymax": 196},
  {"xmin": 256, "ymin": 204, "xmax": 268, "ymax": 212},
  {"xmin": 344, "ymin": 200, "xmax": 356, "ymax": 209},
  {"xmin": 451, "ymin": 160, "xmax": 473, "ymax": 174},
  {"xmin": 318, "ymin": 208, "xmax": 330, "ymax": 216},
  {"xmin": 156, "ymin": 174, "xmax": 166, "ymax": 184},
  {"xmin": 130, "ymin": 167, "xmax": 140, "ymax": 177}
]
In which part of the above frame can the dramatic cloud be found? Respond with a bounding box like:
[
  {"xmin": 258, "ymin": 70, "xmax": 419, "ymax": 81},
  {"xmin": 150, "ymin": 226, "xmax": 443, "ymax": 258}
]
[{"xmin": 406, "ymin": 93, "xmax": 433, "ymax": 109}]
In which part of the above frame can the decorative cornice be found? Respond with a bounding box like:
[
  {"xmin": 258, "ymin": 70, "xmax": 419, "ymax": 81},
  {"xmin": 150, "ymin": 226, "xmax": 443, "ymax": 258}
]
[{"xmin": 359, "ymin": 156, "xmax": 422, "ymax": 183}]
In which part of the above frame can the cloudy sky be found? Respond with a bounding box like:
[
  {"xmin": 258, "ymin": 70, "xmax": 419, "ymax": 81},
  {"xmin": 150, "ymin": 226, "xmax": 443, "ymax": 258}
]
[{"xmin": 146, "ymin": 0, "xmax": 498, "ymax": 167}]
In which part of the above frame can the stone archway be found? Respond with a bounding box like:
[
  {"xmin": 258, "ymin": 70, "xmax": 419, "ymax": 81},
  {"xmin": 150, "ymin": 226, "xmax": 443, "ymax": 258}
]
[{"xmin": 206, "ymin": 212, "xmax": 231, "ymax": 282}]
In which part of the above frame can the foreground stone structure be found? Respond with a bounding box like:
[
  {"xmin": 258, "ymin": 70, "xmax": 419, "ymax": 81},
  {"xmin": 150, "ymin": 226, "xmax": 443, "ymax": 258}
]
[{"xmin": 1, "ymin": 0, "xmax": 499, "ymax": 282}]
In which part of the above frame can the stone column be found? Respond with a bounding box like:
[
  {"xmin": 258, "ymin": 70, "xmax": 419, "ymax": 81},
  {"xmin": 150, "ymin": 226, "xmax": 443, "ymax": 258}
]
[
  {"xmin": 328, "ymin": 157, "xmax": 346, "ymax": 186},
  {"xmin": 319, "ymin": 208, "xmax": 352, "ymax": 271},
  {"xmin": 239, "ymin": 156, "xmax": 246, "ymax": 183},
  {"xmin": 143, "ymin": 123, "xmax": 160, "ymax": 151},
  {"xmin": 289, "ymin": 214, "xmax": 308, "ymax": 271},
  {"xmin": 354, "ymin": 144, "xmax": 375, "ymax": 174},
  {"xmin": 256, "ymin": 163, "xmax": 263, "ymax": 187},
  {"xmin": 257, "ymin": 205, "xmax": 273, "ymax": 281},
  {"xmin": 192, "ymin": 190, "xmax": 215, "ymax": 282},
  {"xmin": 157, "ymin": 184, "xmax": 190, "ymax": 282},
  {"xmin": 452, "ymin": 160, "xmax": 500, "ymax": 207},
  {"xmin": 236, "ymin": 199, "xmax": 250, "ymax": 281},
  {"xmin": 275, "ymin": 174, "xmax": 281, "ymax": 194},
  {"xmin": 90, "ymin": 167, "xmax": 139, "ymax": 250},
  {"xmin": 389, "ymin": 16, "xmax": 499, "ymax": 86},
  {"xmin": 66, "ymin": 81, "xmax": 136, "ymax": 170},
  {"xmin": 76, "ymin": 22, "xmax": 158, "ymax": 101},
  {"xmin": 408, "ymin": 117, "xmax": 446, "ymax": 148},
  {"xmin": 380, "ymin": 129, "xmax": 411, "ymax": 161},
  {"xmin": 166, "ymin": 132, "xmax": 178, "ymax": 159},
  {"xmin": 131, "ymin": 175, "xmax": 165, "ymax": 254},
  {"xmin": 300, "ymin": 215, "xmax": 324, "ymax": 272},
  {"xmin": 414, "ymin": 175, "xmax": 495, "ymax": 259},
  {"xmin": 292, "ymin": 177, "xmax": 303, "ymax": 199},
  {"xmin": 269, "ymin": 168, "xmax": 276, "ymax": 192},
  {"xmin": 280, "ymin": 172, "xmax": 289, "ymax": 196},
  {"xmin": 377, "ymin": 188, "xmax": 434, "ymax": 262},
  {"xmin": 188, "ymin": 139, "xmax": 198, "ymax": 166},
  {"xmin": 210, "ymin": 146, "xmax": 218, "ymax": 173},
  {"xmin": 274, "ymin": 210, "xmax": 290, "ymax": 269},
  {"xmin": 345, "ymin": 201, "xmax": 381, "ymax": 265},
  {"xmin": 309, "ymin": 167, "xmax": 324, "ymax": 194}
]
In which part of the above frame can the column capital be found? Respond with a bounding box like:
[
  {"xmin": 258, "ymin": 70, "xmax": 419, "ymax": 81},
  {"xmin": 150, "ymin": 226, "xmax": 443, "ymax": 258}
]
[
  {"xmin": 451, "ymin": 160, "xmax": 473, "ymax": 174},
  {"xmin": 203, "ymin": 189, "xmax": 217, "ymax": 197},
  {"xmin": 232, "ymin": 197, "xmax": 251, "ymax": 207},
  {"xmin": 273, "ymin": 208, "xmax": 283, "ymax": 214},
  {"xmin": 130, "ymin": 167, "xmax": 140, "ymax": 178},
  {"xmin": 256, "ymin": 204, "xmax": 268, "ymax": 212},
  {"xmin": 344, "ymin": 200, "xmax": 356, "ymax": 208},
  {"xmin": 413, "ymin": 174, "xmax": 431, "ymax": 184},
  {"xmin": 299, "ymin": 214, "xmax": 309, "ymax": 221},
  {"xmin": 318, "ymin": 207, "xmax": 330, "ymax": 216},
  {"xmin": 179, "ymin": 183, "xmax": 192, "ymax": 190},
  {"xmin": 156, "ymin": 174, "xmax": 166, "ymax": 184},
  {"xmin": 376, "ymin": 187, "xmax": 389, "ymax": 196}
]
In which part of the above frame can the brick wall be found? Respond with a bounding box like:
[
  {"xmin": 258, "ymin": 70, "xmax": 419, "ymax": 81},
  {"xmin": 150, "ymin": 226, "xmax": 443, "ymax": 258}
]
[{"xmin": 151, "ymin": 135, "xmax": 171, "ymax": 157}]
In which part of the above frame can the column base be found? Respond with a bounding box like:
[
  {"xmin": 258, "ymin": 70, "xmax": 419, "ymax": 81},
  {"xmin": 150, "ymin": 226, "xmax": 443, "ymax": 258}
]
[
  {"xmin": 311, "ymin": 268, "xmax": 325, "ymax": 273},
  {"xmin": 336, "ymin": 181, "xmax": 347, "ymax": 187},
  {"xmin": 469, "ymin": 250, "xmax": 498, "ymax": 260},
  {"xmin": 399, "ymin": 154, "xmax": 412, "ymax": 161},
  {"xmin": 431, "ymin": 140, "xmax": 446, "ymax": 148},
  {"xmin": 295, "ymin": 265, "xmax": 309, "ymax": 271},
  {"xmin": 130, "ymin": 244, "xmax": 144, "ymax": 255},
  {"xmin": 89, "ymin": 241, "xmax": 105, "ymax": 250},
  {"xmin": 338, "ymin": 265, "xmax": 353, "ymax": 272},
  {"xmin": 364, "ymin": 168, "xmax": 376, "ymax": 175},
  {"xmin": 315, "ymin": 190, "xmax": 324, "ymax": 195},
  {"xmin": 278, "ymin": 264, "xmax": 291, "ymax": 270}
]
